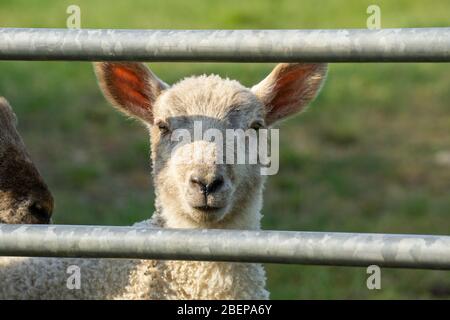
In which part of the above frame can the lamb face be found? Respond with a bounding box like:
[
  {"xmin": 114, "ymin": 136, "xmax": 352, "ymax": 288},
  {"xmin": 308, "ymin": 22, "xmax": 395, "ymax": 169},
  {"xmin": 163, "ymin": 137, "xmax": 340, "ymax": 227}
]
[
  {"xmin": 94, "ymin": 62, "xmax": 327, "ymax": 229},
  {"xmin": 150, "ymin": 76, "xmax": 267, "ymax": 226},
  {"xmin": 0, "ymin": 98, "xmax": 54, "ymax": 224}
]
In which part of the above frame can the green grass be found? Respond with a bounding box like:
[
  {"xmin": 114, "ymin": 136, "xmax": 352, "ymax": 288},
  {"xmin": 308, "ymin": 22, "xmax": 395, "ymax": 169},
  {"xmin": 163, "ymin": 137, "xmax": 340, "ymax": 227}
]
[{"xmin": 1, "ymin": 0, "xmax": 450, "ymax": 299}]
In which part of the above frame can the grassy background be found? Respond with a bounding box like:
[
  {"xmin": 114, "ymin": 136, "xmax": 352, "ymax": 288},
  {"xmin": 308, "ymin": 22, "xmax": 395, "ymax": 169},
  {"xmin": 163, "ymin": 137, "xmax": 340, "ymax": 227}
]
[{"xmin": 1, "ymin": 0, "xmax": 449, "ymax": 299}]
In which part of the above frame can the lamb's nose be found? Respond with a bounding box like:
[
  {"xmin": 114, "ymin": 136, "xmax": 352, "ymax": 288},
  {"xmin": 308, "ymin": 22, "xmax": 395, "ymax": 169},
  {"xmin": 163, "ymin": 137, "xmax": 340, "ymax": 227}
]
[
  {"xmin": 28, "ymin": 198, "xmax": 53, "ymax": 224},
  {"xmin": 190, "ymin": 175, "xmax": 224, "ymax": 195}
]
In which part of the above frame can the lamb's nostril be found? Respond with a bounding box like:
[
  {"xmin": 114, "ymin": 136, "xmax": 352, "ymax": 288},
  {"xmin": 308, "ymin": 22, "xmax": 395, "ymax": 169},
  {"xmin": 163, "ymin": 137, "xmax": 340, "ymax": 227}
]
[
  {"xmin": 190, "ymin": 176, "xmax": 208, "ymax": 194},
  {"xmin": 206, "ymin": 176, "xmax": 224, "ymax": 194},
  {"xmin": 28, "ymin": 202, "xmax": 52, "ymax": 224},
  {"xmin": 190, "ymin": 175, "xmax": 225, "ymax": 195}
]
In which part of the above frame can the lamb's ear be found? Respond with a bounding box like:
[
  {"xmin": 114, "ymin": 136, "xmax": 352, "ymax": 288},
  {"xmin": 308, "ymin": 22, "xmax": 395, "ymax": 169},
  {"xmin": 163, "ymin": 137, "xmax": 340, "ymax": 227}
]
[
  {"xmin": 251, "ymin": 63, "xmax": 327, "ymax": 125},
  {"xmin": 93, "ymin": 62, "xmax": 168, "ymax": 124}
]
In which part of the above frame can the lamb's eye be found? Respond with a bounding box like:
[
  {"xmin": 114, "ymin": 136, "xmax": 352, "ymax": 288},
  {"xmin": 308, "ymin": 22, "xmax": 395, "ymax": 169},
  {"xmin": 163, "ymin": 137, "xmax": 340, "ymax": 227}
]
[
  {"xmin": 155, "ymin": 120, "xmax": 170, "ymax": 135},
  {"xmin": 250, "ymin": 120, "xmax": 264, "ymax": 131}
]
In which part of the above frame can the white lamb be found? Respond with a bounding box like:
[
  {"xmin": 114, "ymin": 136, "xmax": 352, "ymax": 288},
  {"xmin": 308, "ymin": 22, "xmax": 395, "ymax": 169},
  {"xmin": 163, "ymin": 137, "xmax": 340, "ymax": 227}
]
[{"xmin": 0, "ymin": 62, "xmax": 327, "ymax": 299}]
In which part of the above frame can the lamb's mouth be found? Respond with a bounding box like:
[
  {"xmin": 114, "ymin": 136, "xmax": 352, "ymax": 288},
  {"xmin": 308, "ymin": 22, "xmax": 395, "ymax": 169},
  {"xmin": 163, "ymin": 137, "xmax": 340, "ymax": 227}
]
[
  {"xmin": 193, "ymin": 205, "xmax": 223, "ymax": 212},
  {"xmin": 190, "ymin": 204, "xmax": 228, "ymax": 223}
]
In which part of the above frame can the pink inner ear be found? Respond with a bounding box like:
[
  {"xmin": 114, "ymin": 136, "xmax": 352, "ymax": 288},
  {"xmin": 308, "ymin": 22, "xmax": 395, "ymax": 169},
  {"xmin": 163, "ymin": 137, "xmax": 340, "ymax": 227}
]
[
  {"xmin": 266, "ymin": 64, "xmax": 320, "ymax": 124},
  {"xmin": 108, "ymin": 65, "xmax": 151, "ymax": 110}
]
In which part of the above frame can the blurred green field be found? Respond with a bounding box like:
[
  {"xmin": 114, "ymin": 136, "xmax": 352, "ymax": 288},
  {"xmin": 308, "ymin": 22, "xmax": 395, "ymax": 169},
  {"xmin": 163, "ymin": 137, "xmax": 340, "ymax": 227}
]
[{"xmin": 1, "ymin": 0, "xmax": 449, "ymax": 299}]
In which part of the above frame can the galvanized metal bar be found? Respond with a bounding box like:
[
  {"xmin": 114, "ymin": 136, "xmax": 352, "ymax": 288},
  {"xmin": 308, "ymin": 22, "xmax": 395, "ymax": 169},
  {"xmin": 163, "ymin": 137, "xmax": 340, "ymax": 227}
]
[
  {"xmin": 0, "ymin": 224, "xmax": 449, "ymax": 269},
  {"xmin": 0, "ymin": 28, "xmax": 449, "ymax": 62}
]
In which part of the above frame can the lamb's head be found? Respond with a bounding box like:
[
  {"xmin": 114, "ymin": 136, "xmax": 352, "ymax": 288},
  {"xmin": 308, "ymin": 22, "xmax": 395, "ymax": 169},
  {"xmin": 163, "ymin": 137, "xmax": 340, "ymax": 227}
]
[
  {"xmin": 94, "ymin": 62, "xmax": 327, "ymax": 229},
  {"xmin": 0, "ymin": 97, "xmax": 54, "ymax": 224}
]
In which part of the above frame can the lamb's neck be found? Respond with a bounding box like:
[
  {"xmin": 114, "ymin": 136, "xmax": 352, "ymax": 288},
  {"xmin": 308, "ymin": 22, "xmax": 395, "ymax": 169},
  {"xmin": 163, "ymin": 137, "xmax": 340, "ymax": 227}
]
[{"xmin": 161, "ymin": 260, "xmax": 269, "ymax": 299}]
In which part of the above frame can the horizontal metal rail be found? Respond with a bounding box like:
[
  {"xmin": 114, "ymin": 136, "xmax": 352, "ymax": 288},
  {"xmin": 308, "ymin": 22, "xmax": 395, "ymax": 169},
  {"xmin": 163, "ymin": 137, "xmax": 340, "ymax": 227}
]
[
  {"xmin": 0, "ymin": 28, "xmax": 449, "ymax": 62},
  {"xmin": 0, "ymin": 224, "xmax": 449, "ymax": 269}
]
